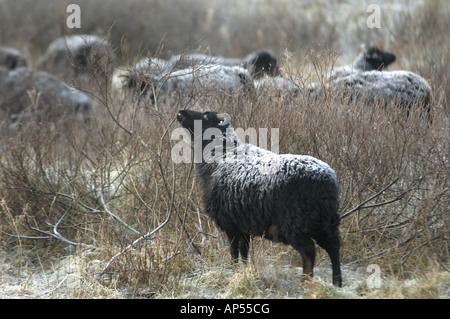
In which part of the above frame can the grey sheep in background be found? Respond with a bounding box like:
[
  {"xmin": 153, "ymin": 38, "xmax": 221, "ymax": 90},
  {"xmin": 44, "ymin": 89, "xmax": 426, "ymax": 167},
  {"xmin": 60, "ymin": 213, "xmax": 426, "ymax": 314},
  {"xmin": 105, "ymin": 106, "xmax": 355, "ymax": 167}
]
[
  {"xmin": 132, "ymin": 57, "xmax": 171, "ymax": 75},
  {"xmin": 0, "ymin": 47, "xmax": 27, "ymax": 69},
  {"xmin": 36, "ymin": 34, "xmax": 115, "ymax": 87},
  {"xmin": 327, "ymin": 70, "xmax": 432, "ymax": 120},
  {"xmin": 159, "ymin": 64, "xmax": 254, "ymax": 95},
  {"xmin": 112, "ymin": 49, "xmax": 278, "ymax": 101},
  {"xmin": 111, "ymin": 57, "xmax": 171, "ymax": 99},
  {"xmin": 114, "ymin": 64, "xmax": 254, "ymax": 103},
  {"xmin": 168, "ymin": 49, "xmax": 279, "ymax": 79},
  {"xmin": 253, "ymin": 76, "xmax": 301, "ymax": 100},
  {"xmin": 176, "ymin": 109, "xmax": 342, "ymax": 287},
  {"xmin": 329, "ymin": 46, "xmax": 396, "ymax": 80},
  {"xmin": 168, "ymin": 53, "xmax": 233, "ymax": 71},
  {"xmin": 0, "ymin": 66, "xmax": 92, "ymax": 123}
]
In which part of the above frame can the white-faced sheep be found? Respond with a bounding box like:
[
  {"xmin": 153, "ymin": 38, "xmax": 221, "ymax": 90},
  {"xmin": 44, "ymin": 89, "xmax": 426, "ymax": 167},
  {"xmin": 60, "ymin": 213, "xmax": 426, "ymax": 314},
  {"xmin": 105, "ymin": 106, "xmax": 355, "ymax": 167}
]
[
  {"xmin": 176, "ymin": 109, "xmax": 342, "ymax": 287},
  {"xmin": 168, "ymin": 49, "xmax": 279, "ymax": 79},
  {"xmin": 0, "ymin": 66, "xmax": 91, "ymax": 123},
  {"xmin": 36, "ymin": 34, "xmax": 115, "ymax": 88},
  {"xmin": 0, "ymin": 47, "xmax": 27, "ymax": 69}
]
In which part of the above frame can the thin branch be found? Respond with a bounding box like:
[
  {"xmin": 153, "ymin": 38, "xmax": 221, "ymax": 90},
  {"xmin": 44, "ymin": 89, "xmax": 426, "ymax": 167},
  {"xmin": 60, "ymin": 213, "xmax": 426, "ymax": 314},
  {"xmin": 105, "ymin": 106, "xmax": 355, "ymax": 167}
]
[
  {"xmin": 43, "ymin": 274, "xmax": 87, "ymax": 296},
  {"xmin": 100, "ymin": 208, "xmax": 172, "ymax": 274},
  {"xmin": 0, "ymin": 230, "xmax": 51, "ymax": 240},
  {"xmin": 340, "ymin": 178, "xmax": 399, "ymax": 219},
  {"xmin": 99, "ymin": 190, "xmax": 141, "ymax": 235},
  {"xmin": 25, "ymin": 213, "xmax": 95, "ymax": 249},
  {"xmin": 53, "ymin": 208, "xmax": 70, "ymax": 240},
  {"xmin": 54, "ymin": 192, "xmax": 101, "ymax": 213},
  {"xmin": 344, "ymin": 234, "xmax": 416, "ymax": 266},
  {"xmin": 196, "ymin": 207, "xmax": 206, "ymax": 247}
]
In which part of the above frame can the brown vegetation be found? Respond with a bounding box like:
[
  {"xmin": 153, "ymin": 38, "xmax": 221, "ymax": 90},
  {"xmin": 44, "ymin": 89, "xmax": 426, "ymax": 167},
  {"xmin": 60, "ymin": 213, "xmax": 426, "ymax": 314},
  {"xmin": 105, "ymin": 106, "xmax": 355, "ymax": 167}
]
[{"xmin": 0, "ymin": 0, "xmax": 448, "ymax": 298}]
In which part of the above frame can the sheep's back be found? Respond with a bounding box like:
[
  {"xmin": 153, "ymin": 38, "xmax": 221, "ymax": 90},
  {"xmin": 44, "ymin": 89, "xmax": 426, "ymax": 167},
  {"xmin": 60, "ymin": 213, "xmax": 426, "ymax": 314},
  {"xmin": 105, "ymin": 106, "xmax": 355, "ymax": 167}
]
[
  {"xmin": 199, "ymin": 151, "xmax": 338, "ymax": 238},
  {"xmin": 328, "ymin": 70, "xmax": 432, "ymax": 106}
]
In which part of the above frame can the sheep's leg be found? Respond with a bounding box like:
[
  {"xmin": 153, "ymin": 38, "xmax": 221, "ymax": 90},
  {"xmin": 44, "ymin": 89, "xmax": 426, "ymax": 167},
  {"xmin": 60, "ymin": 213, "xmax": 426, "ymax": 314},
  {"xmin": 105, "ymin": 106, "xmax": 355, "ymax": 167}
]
[
  {"xmin": 328, "ymin": 246, "xmax": 342, "ymax": 287},
  {"xmin": 239, "ymin": 234, "xmax": 250, "ymax": 262},
  {"xmin": 293, "ymin": 238, "xmax": 316, "ymax": 281},
  {"xmin": 326, "ymin": 241, "xmax": 342, "ymax": 287},
  {"xmin": 226, "ymin": 231, "xmax": 241, "ymax": 262},
  {"xmin": 316, "ymin": 236, "xmax": 342, "ymax": 287}
]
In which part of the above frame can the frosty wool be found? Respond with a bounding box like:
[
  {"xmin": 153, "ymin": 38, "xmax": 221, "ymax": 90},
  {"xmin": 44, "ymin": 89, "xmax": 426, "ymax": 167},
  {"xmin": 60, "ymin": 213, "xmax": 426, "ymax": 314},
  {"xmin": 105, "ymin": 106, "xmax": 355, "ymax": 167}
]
[{"xmin": 177, "ymin": 109, "xmax": 342, "ymax": 287}]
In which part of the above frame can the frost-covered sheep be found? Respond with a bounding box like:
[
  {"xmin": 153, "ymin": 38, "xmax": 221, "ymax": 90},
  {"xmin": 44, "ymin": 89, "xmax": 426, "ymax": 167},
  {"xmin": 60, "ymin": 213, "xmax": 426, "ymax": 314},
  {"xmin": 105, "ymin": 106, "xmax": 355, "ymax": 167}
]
[
  {"xmin": 0, "ymin": 66, "xmax": 91, "ymax": 123},
  {"xmin": 254, "ymin": 76, "xmax": 301, "ymax": 100},
  {"xmin": 241, "ymin": 49, "xmax": 280, "ymax": 78},
  {"xmin": 176, "ymin": 109, "xmax": 342, "ymax": 287},
  {"xmin": 111, "ymin": 57, "xmax": 171, "ymax": 100},
  {"xmin": 327, "ymin": 70, "xmax": 432, "ymax": 119},
  {"xmin": 160, "ymin": 64, "xmax": 254, "ymax": 95},
  {"xmin": 0, "ymin": 47, "xmax": 27, "ymax": 69},
  {"xmin": 132, "ymin": 57, "xmax": 171, "ymax": 75},
  {"xmin": 115, "ymin": 64, "xmax": 254, "ymax": 103},
  {"xmin": 36, "ymin": 34, "xmax": 115, "ymax": 86},
  {"xmin": 329, "ymin": 46, "xmax": 396, "ymax": 80},
  {"xmin": 168, "ymin": 53, "xmax": 234, "ymax": 71},
  {"xmin": 168, "ymin": 49, "xmax": 279, "ymax": 79}
]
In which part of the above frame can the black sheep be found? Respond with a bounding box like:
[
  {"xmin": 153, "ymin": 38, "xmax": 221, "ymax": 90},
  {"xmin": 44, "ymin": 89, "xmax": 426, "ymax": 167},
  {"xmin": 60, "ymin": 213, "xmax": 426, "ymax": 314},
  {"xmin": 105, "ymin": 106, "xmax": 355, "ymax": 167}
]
[
  {"xmin": 176, "ymin": 109, "xmax": 342, "ymax": 287},
  {"xmin": 353, "ymin": 46, "xmax": 396, "ymax": 72},
  {"xmin": 329, "ymin": 46, "xmax": 396, "ymax": 80}
]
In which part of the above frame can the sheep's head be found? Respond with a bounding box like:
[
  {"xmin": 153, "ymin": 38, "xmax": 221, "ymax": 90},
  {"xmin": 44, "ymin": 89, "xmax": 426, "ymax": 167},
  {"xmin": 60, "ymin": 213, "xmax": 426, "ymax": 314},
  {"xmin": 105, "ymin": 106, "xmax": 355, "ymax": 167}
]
[
  {"xmin": 245, "ymin": 49, "xmax": 279, "ymax": 78},
  {"xmin": 0, "ymin": 47, "xmax": 27, "ymax": 69},
  {"xmin": 363, "ymin": 46, "xmax": 396, "ymax": 71},
  {"xmin": 177, "ymin": 110, "xmax": 231, "ymax": 136}
]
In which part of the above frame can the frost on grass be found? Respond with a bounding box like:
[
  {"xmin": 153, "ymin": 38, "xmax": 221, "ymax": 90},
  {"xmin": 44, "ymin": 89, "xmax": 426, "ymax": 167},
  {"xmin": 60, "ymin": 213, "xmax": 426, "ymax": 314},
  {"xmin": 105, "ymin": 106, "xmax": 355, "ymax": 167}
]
[{"xmin": 0, "ymin": 250, "xmax": 125, "ymax": 298}]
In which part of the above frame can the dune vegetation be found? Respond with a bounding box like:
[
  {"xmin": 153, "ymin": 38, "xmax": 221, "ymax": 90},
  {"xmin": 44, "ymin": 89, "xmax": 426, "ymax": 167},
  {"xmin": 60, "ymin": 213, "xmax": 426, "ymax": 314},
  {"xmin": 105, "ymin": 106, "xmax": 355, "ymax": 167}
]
[{"xmin": 0, "ymin": 0, "xmax": 448, "ymax": 299}]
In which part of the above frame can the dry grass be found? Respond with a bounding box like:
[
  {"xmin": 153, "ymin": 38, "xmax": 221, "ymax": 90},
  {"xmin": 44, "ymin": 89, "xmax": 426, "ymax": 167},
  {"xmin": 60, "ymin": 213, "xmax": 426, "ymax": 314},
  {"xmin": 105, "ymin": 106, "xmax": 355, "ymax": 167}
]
[{"xmin": 0, "ymin": 0, "xmax": 449, "ymax": 299}]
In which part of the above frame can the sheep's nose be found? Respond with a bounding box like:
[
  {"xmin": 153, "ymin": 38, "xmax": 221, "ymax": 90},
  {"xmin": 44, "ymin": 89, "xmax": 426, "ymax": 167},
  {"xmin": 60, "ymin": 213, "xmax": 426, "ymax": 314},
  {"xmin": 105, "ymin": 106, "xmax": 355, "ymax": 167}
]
[{"xmin": 177, "ymin": 113, "xmax": 184, "ymax": 123}]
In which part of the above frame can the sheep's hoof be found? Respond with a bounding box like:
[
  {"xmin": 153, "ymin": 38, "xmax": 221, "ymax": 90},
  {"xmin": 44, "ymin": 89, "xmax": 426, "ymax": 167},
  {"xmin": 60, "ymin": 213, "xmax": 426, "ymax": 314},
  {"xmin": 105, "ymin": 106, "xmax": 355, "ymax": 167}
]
[{"xmin": 300, "ymin": 272, "xmax": 314, "ymax": 284}]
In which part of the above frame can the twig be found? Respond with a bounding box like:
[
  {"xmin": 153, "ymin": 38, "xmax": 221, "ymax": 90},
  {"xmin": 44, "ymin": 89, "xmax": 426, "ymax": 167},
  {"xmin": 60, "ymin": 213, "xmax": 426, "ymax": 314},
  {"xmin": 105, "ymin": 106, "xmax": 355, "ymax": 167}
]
[
  {"xmin": 438, "ymin": 259, "xmax": 450, "ymax": 273},
  {"xmin": 25, "ymin": 212, "xmax": 95, "ymax": 249},
  {"xmin": 344, "ymin": 235, "xmax": 415, "ymax": 266},
  {"xmin": 53, "ymin": 208, "xmax": 70, "ymax": 240},
  {"xmin": 340, "ymin": 178, "xmax": 399, "ymax": 219},
  {"xmin": 99, "ymin": 190, "xmax": 141, "ymax": 235},
  {"xmin": 43, "ymin": 274, "xmax": 86, "ymax": 295},
  {"xmin": 54, "ymin": 192, "xmax": 101, "ymax": 213},
  {"xmin": 0, "ymin": 230, "xmax": 51, "ymax": 240},
  {"xmin": 196, "ymin": 207, "xmax": 206, "ymax": 247},
  {"xmin": 100, "ymin": 208, "xmax": 171, "ymax": 274}
]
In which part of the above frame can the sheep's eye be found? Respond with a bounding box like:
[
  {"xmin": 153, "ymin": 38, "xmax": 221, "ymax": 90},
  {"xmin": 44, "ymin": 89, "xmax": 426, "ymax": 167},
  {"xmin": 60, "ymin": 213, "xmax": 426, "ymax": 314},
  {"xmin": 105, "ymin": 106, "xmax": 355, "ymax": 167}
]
[{"xmin": 203, "ymin": 114, "xmax": 209, "ymax": 120}]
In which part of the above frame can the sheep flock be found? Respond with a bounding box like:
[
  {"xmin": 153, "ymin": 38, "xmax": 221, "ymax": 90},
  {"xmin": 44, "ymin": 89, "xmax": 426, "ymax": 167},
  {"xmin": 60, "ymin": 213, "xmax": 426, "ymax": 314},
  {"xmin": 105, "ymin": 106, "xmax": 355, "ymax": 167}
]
[{"xmin": 0, "ymin": 34, "xmax": 433, "ymax": 128}]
